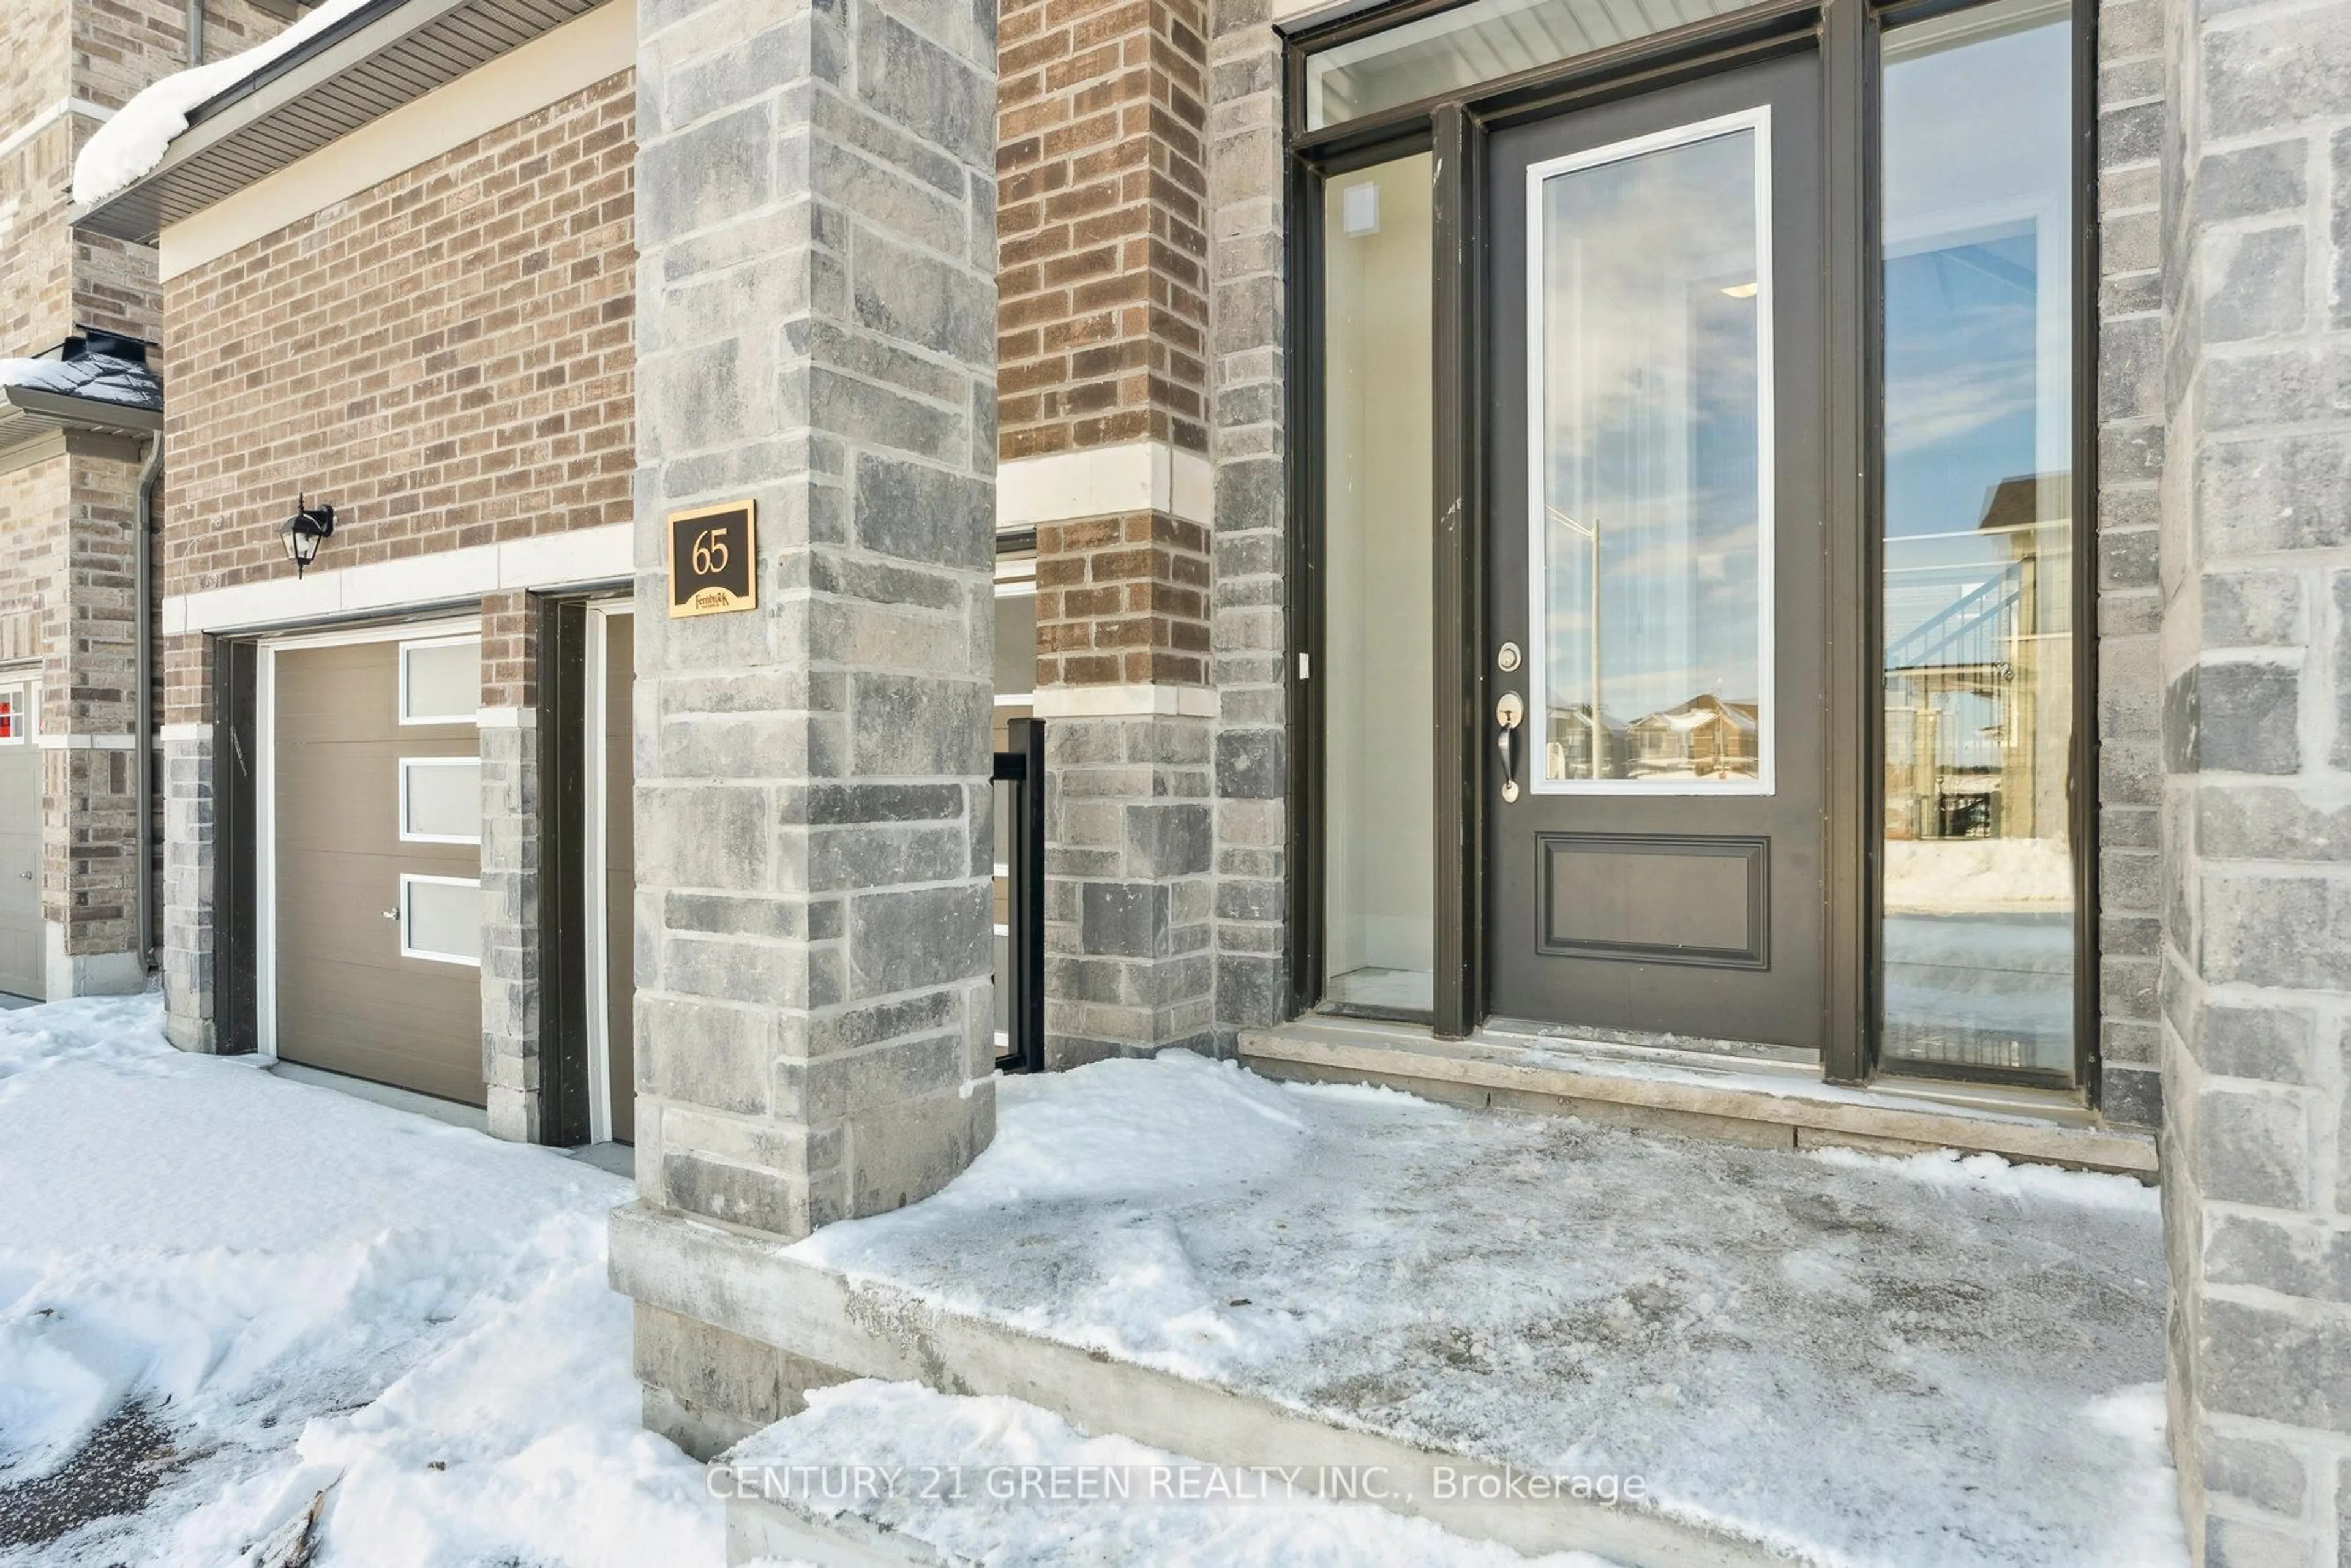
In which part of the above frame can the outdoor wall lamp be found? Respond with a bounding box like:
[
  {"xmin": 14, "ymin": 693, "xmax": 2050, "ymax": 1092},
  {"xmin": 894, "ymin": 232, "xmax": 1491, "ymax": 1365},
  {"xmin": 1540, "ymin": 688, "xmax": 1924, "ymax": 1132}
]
[{"xmin": 281, "ymin": 495, "xmax": 336, "ymax": 578}]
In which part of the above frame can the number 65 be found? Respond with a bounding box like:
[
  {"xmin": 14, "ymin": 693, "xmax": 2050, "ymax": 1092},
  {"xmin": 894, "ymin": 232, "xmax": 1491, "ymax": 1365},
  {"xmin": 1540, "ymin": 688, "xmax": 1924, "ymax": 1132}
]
[{"xmin": 691, "ymin": 528, "xmax": 729, "ymax": 576}]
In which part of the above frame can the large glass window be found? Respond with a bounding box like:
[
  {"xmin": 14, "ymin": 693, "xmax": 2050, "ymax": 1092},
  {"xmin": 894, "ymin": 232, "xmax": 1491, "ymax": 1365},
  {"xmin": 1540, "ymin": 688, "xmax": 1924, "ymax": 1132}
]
[
  {"xmin": 1531, "ymin": 117, "xmax": 1771, "ymax": 793},
  {"xmin": 1322, "ymin": 154, "xmax": 1436, "ymax": 1015},
  {"xmin": 1878, "ymin": 0, "xmax": 2076, "ymax": 1077}
]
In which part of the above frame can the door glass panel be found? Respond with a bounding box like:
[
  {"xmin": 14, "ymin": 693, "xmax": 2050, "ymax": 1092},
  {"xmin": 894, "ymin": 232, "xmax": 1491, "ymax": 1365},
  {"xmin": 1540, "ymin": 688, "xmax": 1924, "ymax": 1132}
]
[
  {"xmin": 1305, "ymin": 0, "xmax": 1771, "ymax": 130},
  {"xmin": 1878, "ymin": 0, "xmax": 2075, "ymax": 1078},
  {"xmin": 1322, "ymin": 154, "xmax": 1435, "ymax": 1015},
  {"xmin": 401, "ymin": 875, "xmax": 482, "ymax": 966},
  {"xmin": 1530, "ymin": 119, "xmax": 1770, "ymax": 793},
  {"xmin": 400, "ymin": 637, "xmax": 479, "ymax": 724}
]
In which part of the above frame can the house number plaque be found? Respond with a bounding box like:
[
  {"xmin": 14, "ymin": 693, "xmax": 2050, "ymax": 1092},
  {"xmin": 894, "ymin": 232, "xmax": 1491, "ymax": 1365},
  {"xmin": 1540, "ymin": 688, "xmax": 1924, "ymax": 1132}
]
[{"xmin": 666, "ymin": 500, "xmax": 757, "ymax": 618}]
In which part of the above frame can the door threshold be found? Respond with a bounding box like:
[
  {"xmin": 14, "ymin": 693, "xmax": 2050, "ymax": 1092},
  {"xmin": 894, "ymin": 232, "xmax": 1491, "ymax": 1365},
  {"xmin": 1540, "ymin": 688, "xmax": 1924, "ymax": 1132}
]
[{"xmin": 1238, "ymin": 1015, "xmax": 2155, "ymax": 1178}]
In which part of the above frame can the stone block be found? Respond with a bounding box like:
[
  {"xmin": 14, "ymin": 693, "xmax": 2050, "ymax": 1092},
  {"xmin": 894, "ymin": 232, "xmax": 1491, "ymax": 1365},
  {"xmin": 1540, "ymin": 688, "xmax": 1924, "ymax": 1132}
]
[
  {"xmin": 2202, "ymin": 225, "xmax": 2307, "ymax": 342},
  {"xmin": 2194, "ymin": 1083, "xmax": 2312, "ymax": 1210}
]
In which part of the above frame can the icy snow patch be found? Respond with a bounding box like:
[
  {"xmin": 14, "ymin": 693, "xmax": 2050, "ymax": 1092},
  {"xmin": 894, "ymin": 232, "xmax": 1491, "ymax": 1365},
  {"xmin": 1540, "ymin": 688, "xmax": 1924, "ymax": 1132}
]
[
  {"xmin": 732, "ymin": 1378, "xmax": 1622, "ymax": 1568},
  {"xmin": 0, "ymin": 996, "xmax": 719, "ymax": 1567},
  {"xmin": 792, "ymin": 1049, "xmax": 2182, "ymax": 1567},
  {"xmin": 72, "ymin": 0, "xmax": 380, "ymax": 207}
]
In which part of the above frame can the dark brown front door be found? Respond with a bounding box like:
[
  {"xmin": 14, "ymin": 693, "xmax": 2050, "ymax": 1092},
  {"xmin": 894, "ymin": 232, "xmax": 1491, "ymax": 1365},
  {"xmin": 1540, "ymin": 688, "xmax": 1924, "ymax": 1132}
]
[{"xmin": 1486, "ymin": 56, "xmax": 1828, "ymax": 1049}]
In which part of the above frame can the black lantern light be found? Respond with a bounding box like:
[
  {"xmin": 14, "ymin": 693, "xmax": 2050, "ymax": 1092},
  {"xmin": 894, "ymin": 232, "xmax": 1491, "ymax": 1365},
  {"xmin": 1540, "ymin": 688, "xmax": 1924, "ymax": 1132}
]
[{"xmin": 281, "ymin": 493, "xmax": 336, "ymax": 578}]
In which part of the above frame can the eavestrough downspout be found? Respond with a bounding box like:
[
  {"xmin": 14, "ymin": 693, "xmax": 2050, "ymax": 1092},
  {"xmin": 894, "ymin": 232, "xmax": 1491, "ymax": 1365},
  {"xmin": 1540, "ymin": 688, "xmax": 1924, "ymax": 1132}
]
[
  {"xmin": 136, "ymin": 432, "xmax": 163, "ymax": 976},
  {"xmin": 186, "ymin": 0, "xmax": 204, "ymax": 64}
]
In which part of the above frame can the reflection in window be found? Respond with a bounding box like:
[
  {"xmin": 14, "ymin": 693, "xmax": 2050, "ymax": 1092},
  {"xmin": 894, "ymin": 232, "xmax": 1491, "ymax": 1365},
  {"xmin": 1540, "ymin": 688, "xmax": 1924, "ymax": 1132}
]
[
  {"xmin": 1878, "ymin": 0, "xmax": 2075, "ymax": 1079},
  {"xmin": 1323, "ymin": 155, "xmax": 1436, "ymax": 1015},
  {"xmin": 1534, "ymin": 122, "xmax": 1769, "ymax": 791},
  {"xmin": 1305, "ymin": 0, "xmax": 1771, "ymax": 129}
]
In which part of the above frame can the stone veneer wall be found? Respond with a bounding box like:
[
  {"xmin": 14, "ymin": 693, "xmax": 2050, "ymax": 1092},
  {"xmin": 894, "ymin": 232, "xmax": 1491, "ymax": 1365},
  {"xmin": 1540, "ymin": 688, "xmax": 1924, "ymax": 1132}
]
[
  {"xmin": 612, "ymin": 0, "xmax": 1000, "ymax": 1457},
  {"xmin": 2154, "ymin": 0, "xmax": 2351, "ymax": 1553}
]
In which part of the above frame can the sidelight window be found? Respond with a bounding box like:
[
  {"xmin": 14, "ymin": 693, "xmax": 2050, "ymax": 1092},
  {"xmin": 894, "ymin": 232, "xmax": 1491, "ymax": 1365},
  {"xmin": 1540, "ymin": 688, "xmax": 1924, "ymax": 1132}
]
[{"xmin": 1877, "ymin": 0, "xmax": 2077, "ymax": 1079}]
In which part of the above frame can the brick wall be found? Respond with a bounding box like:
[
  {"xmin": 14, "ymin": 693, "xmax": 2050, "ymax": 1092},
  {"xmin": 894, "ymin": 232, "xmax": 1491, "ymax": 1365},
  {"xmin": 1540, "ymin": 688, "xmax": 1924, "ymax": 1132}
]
[
  {"xmin": 160, "ymin": 69, "xmax": 636, "ymax": 603},
  {"xmin": 997, "ymin": 0, "xmax": 1210, "ymax": 460},
  {"xmin": 1033, "ymin": 511, "xmax": 1210, "ymax": 686}
]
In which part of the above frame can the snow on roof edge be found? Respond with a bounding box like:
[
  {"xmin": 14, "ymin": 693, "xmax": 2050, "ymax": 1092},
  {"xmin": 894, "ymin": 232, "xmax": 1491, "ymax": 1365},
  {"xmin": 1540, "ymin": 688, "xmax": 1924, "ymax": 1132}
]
[{"xmin": 72, "ymin": 0, "xmax": 391, "ymax": 211}]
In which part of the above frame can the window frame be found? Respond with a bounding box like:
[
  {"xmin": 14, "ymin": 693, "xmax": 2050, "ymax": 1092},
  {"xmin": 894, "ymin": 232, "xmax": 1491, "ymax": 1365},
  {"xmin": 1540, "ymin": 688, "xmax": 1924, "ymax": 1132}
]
[
  {"xmin": 0, "ymin": 673, "xmax": 36, "ymax": 745},
  {"xmin": 1281, "ymin": 0, "xmax": 2100, "ymax": 1098},
  {"xmin": 398, "ymin": 871, "xmax": 484, "ymax": 967}
]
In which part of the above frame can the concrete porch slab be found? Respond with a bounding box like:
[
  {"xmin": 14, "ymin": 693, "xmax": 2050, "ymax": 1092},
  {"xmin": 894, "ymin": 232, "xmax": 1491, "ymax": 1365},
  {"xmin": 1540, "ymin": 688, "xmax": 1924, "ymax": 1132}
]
[
  {"xmin": 1241, "ymin": 1015, "xmax": 2158, "ymax": 1177},
  {"xmin": 612, "ymin": 1052, "xmax": 2182, "ymax": 1567}
]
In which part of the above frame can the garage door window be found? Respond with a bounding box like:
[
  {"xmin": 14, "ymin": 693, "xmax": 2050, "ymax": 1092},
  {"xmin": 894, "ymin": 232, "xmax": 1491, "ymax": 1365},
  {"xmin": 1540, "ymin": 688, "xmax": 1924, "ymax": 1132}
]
[
  {"xmin": 400, "ymin": 874, "xmax": 482, "ymax": 966},
  {"xmin": 399, "ymin": 758, "xmax": 482, "ymax": 843},
  {"xmin": 399, "ymin": 637, "xmax": 481, "ymax": 724},
  {"xmin": 0, "ymin": 679, "xmax": 32, "ymax": 741}
]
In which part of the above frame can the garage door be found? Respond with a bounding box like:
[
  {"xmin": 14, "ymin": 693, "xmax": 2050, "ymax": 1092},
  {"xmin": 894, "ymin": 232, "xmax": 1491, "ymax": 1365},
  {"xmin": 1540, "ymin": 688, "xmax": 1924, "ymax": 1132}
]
[
  {"xmin": 272, "ymin": 634, "xmax": 484, "ymax": 1105},
  {"xmin": 0, "ymin": 673, "xmax": 40, "ymax": 1000}
]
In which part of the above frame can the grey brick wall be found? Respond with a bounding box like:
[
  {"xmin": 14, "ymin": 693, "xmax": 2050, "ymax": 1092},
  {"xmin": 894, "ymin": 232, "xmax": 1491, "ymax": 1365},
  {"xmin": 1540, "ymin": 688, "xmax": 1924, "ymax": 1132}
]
[
  {"xmin": 613, "ymin": 0, "xmax": 1000, "ymax": 1457},
  {"xmin": 1205, "ymin": 0, "xmax": 1292, "ymax": 1044},
  {"xmin": 1044, "ymin": 712, "xmax": 1215, "ymax": 1065},
  {"xmin": 2155, "ymin": 0, "xmax": 2351, "ymax": 1555},
  {"xmin": 479, "ymin": 711, "xmax": 539, "ymax": 1141},
  {"xmin": 2098, "ymin": 0, "xmax": 2168, "ymax": 1130},
  {"xmin": 159, "ymin": 721, "xmax": 212, "ymax": 1051}
]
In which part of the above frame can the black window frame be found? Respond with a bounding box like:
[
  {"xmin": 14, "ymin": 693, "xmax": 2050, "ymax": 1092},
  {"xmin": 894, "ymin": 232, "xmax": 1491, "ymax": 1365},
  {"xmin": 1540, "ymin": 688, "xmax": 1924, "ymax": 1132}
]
[{"xmin": 1280, "ymin": 0, "xmax": 2101, "ymax": 1099}]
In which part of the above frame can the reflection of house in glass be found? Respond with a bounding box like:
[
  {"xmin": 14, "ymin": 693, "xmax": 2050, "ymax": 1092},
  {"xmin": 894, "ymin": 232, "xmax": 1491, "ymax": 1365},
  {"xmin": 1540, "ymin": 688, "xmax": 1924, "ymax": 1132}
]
[
  {"xmin": 1882, "ymin": 473, "xmax": 2071, "ymax": 844},
  {"xmin": 1544, "ymin": 702, "xmax": 1627, "ymax": 779},
  {"xmin": 1625, "ymin": 694, "xmax": 1758, "ymax": 779}
]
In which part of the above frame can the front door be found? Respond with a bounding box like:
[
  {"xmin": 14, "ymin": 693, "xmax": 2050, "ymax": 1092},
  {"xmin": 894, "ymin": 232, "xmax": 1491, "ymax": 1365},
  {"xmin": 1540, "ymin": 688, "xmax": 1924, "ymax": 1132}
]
[{"xmin": 1486, "ymin": 57, "xmax": 1826, "ymax": 1048}]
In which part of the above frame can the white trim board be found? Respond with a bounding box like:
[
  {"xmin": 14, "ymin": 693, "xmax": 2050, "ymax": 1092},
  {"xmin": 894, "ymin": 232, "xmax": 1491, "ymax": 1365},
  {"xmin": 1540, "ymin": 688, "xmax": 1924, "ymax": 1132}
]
[
  {"xmin": 1031, "ymin": 684, "xmax": 1217, "ymax": 719},
  {"xmin": 165, "ymin": 521, "xmax": 633, "ymax": 636},
  {"xmin": 157, "ymin": 0, "xmax": 637, "ymax": 282},
  {"xmin": 998, "ymin": 441, "xmax": 1214, "ymax": 528}
]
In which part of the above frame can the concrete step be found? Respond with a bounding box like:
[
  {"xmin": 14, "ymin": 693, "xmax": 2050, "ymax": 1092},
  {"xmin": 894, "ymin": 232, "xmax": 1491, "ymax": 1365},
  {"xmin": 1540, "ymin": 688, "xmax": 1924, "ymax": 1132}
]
[
  {"xmin": 718, "ymin": 1380, "xmax": 1620, "ymax": 1567},
  {"xmin": 1238, "ymin": 1014, "xmax": 2156, "ymax": 1177}
]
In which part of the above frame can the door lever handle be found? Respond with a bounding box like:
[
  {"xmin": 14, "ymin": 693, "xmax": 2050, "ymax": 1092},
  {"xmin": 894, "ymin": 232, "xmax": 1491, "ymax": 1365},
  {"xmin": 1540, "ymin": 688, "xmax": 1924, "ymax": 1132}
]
[{"xmin": 1496, "ymin": 691, "xmax": 1525, "ymax": 803}]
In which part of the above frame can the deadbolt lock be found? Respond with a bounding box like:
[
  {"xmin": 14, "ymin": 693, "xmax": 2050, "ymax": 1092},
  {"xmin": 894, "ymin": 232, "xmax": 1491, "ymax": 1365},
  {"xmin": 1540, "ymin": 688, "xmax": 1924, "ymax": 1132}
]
[{"xmin": 1496, "ymin": 642, "xmax": 1522, "ymax": 673}]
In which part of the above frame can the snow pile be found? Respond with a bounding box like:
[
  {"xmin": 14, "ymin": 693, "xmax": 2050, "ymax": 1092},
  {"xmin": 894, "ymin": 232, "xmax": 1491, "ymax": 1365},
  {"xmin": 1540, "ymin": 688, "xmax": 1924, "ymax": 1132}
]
[
  {"xmin": 72, "ymin": 0, "xmax": 379, "ymax": 208},
  {"xmin": 0, "ymin": 996, "xmax": 720, "ymax": 1567},
  {"xmin": 793, "ymin": 1051, "xmax": 2184, "ymax": 1567},
  {"xmin": 1884, "ymin": 836, "xmax": 2074, "ymax": 912},
  {"xmin": 730, "ymin": 1378, "xmax": 1621, "ymax": 1568},
  {"xmin": 0, "ymin": 354, "xmax": 161, "ymax": 410}
]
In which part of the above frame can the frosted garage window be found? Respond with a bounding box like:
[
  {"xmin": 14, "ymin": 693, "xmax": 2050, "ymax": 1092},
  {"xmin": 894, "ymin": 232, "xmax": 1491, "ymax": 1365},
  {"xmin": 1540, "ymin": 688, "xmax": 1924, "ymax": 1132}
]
[
  {"xmin": 400, "ymin": 637, "xmax": 480, "ymax": 724},
  {"xmin": 0, "ymin": 679, "xmax": 31, "ymax": 741},
  {"xmin": 401, "ymin": 875, "xmax": 482, "ymax": 966},
  {"xmin": 399, "ymin": 759, "xmax": 482, "ymax": 843}
]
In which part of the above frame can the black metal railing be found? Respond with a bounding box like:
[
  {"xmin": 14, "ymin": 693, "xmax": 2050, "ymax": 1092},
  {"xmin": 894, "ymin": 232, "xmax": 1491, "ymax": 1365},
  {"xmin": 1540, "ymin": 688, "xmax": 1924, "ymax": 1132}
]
[{"xmin": 992, "ymin": 717, "xmax": 1045, "ymax": 1073}]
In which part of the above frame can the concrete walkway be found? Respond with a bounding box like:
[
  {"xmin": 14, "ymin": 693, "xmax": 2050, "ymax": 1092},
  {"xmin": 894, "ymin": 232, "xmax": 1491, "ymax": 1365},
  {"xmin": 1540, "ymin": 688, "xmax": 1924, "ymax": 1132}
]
[{"xmin": 657, "ymin": 1052, "xmax": 2182, "ymax": 1567}]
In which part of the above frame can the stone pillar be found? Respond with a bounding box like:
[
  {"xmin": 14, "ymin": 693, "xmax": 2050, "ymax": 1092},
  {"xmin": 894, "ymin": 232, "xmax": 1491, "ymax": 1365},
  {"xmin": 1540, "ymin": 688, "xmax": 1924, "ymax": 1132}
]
[
  {"xmin": 996, "ymin": 0, "xmax": 1221, "ymax": 1064},
  {"xmin": 2155, "ymin": 0, "xmax": 2351, "ymax": 1556},
  {"xmin": 1204, "ymin": 0, "xmax": 1293, "ymax": 1045},
  {"xmin": 159, "ymin": 632, "xmax": 214, "ymax": 1052},
  {"xmin": 612, "ymin": 0, "xmax": 999, "ymax": 1457},
  {"xmin": 478, "ymin": 590, "xmax": 541, "ymax": 1142}
]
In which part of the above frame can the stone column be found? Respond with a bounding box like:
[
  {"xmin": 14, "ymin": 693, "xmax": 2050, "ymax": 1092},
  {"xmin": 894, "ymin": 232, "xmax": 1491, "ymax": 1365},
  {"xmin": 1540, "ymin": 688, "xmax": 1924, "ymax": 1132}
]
[
  {"xmin": 611, "ymin": 0, "xmax": 999, "ymax": 1457},
  {"xmin": 478, "ymin": 590, "xmax": 541, "ymax": 1142},
  {"xmin": 2155, "ymin": 0, "xmax": 2351, "ymax": 1555},
  {"xmin": 159, "ymin": 631, "xmax": 214, "ymax": 1052},
  {"xmin": 996, "ymin": 0, "xmax": 1221, "ymax": 1065}
]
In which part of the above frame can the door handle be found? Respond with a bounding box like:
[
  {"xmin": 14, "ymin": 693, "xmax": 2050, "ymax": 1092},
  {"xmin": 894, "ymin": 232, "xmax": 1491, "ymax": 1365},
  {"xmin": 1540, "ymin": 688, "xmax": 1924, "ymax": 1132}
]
[{"xmin": 1496, "ymin": 691, "xmax": 1525, "ymax": 803}]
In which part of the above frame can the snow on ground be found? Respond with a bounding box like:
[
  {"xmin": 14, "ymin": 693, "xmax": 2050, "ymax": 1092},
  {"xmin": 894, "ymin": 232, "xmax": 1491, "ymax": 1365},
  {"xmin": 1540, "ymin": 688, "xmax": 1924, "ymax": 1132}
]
[
  {"xmin": 730, "ymin": 1379, "xmax": 1623, "ymax": 1568},
  {"xmin": 0, "ymin": 997, "xmax": 720, "ymax": 1567},
  {"xmin": 793, "ymin": 1051, "xmax": 2185, "ymax": 1568},
  {"xmin": 72, "ymin": 0, "xmax": 379, "ymax": 206}
]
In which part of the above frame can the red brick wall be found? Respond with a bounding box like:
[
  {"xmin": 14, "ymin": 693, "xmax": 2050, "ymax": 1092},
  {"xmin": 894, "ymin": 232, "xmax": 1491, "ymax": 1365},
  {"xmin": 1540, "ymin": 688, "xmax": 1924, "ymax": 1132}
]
[
  {"xmin": 1034, "ymin": 511, "xmax": 1210, "ymax": 686},
  {"xmin": 160, "ymin": 70, "xmax": 636, "ymax": 632},
  {"xmin": 996, "ymin": 0, "xmax": 1210, "ymax": 461}
]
